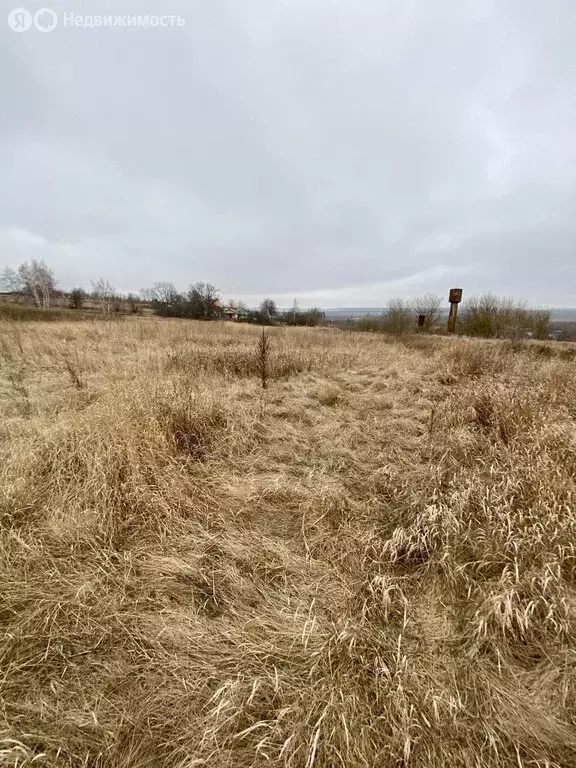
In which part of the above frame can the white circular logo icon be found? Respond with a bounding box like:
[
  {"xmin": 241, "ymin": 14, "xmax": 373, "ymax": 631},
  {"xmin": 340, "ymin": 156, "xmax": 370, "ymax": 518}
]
[
  {"xmin": 8, "ymin": 8, "xmax": 33, "ymax": 31},
  {"xmin": 34, "ymin": 8, "xmax": 57, "ymax": 32}
]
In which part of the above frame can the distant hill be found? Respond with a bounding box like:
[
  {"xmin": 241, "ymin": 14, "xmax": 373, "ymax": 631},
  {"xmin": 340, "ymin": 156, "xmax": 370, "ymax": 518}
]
[
  {"xmin": 549, "ymin": 309, "xmax": 576, "ymax": 322},
  {"xmin": 322, "ymin": 308, "xmax": 385, "ymax": 319},
  {"xmin": 321, "ymin": 307, "xmax": 576, "ymax": 321}
]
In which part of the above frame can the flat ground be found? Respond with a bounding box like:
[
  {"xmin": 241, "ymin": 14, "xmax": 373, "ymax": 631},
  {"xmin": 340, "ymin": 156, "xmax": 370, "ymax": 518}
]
[{"xmin": 1, "ymin": 318, "xmax": 576, "ymax": 767}]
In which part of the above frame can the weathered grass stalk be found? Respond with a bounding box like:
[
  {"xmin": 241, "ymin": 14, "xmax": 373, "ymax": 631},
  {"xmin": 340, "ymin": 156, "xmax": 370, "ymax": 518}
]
[{"xmin": 257, "ymin": 326, "xmax": 272, "ymax": 389}]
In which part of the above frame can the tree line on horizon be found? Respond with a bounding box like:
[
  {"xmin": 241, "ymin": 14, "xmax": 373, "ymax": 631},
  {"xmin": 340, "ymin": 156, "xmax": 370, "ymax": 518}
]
[
  {"xmin": 140, "ymin": 281, "xmax": 326, "ymax": 326},
  {"xmin": 0, "ymin": 259, "xmax": 556, "ymax": 339},
  {"xmin": 0, "ymin": 260, "xmax": 326, "ymax": 326}
]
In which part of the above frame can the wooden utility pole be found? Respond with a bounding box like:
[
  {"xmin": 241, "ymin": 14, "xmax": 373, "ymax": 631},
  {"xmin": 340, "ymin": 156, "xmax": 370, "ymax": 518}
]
[{"xmin": 447, "ymin": 288, "xmax": 463, "ymax": 333}]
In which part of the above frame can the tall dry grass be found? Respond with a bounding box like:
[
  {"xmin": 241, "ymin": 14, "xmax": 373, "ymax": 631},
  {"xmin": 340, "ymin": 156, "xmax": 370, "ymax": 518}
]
[{"xmin": 1, "ymin": 318, "xmax": 576, "ymax": 767}]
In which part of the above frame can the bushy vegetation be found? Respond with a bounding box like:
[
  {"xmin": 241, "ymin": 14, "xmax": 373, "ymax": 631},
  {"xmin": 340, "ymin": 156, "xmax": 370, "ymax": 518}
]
[
  {"xmin": 261, "ymin": 305, "xmax": 325, "ymax": 327},
  {"xmin": 1, "ymin": 317, "xmax": 575, "ymax": 767},
  {"xmin": 349, "ymin": 293, "xmax": 552, "ymax": 340},
  {"xmin": 67, "ymin": 288, "xmax": 87, "ymax": 310},
  {"xmin": 460, "ymin": 294, "xmax": 551, "ymax": 339},
  {"xmin": 351, "ymin": 294, "xmax": 442, "ymax": 335},
  {"xmin": 147, "ymin": 281, "xmax": 221, "ymax": 318}
]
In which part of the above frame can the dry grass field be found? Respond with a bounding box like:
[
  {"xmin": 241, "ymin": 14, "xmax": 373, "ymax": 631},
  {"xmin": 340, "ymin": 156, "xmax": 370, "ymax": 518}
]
[{"xmin": 1, "ymin": 317, "xmax": 576, "ymax": 767}]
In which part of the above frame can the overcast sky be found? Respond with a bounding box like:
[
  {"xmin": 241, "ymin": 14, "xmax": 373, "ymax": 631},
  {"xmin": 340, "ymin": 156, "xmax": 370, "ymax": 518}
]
[{"xmin": 1, "ymin": 0, "xmax": 575, "ymax": 307}]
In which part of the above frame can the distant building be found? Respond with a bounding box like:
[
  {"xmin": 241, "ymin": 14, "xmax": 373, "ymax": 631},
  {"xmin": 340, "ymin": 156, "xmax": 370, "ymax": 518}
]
[{"xmin": 221, "ymin": 305, "xmax": 251, "ymax": 321}]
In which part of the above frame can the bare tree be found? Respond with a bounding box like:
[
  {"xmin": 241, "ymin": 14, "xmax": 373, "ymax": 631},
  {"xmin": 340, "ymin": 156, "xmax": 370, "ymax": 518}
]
[
  {"xmin": 187, "ymin": 282, "xmax": 220, "ymax": 318},
  {"xmin": 139, "ymin": 287, "xmax": 154, "ymax": 302},
  {"xmin": 382, "ymin": 297, "xmax": 413, "ymax": 335},
  {"xmin": 151, "ymin": 282, "xmax": 177, "ymax": 302},
  {"xmin": 0, "ymin": 266, "xmax": 22, "ymax": 293},
  {"xmin": 413, "ymin": 293, "xmax": 442, "ymax": 330},
  {"xmin": 126, "ymin": 293, "xmax": 140, "ymax": 314},
  {"xmin": 150, "ymin": 282, "xmax": 183, "ymax": 316},
  {"xmin": 18, "ymin": 260, "xmax": 56, "ymax": 307},
  {"xmin": 291, "ymin": 299, "xmax": 299, "ymax": 324},
  {"xmin": 91, "ymin": 278, "xmax": 116, "ymax": 316},
  {"xmin": 68, "ymin": 287, "xmax": 86, "ymax": 310},
  {"xmin": 529, "ymin": 309, "xmax": 551, "ymax": 340},
  {"xmin": 260, "ymin": 298, "xmax": 278, "ymax": 322}
]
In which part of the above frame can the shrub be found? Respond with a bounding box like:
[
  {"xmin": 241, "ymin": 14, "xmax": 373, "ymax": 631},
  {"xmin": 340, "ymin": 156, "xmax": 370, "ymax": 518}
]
[
  {"xmin": 412, "ymin": 292, "xmax": 442, "ymax": 330},
  {"xmin": 381, "ymin": 297, "xmax": 413, "ymax": 335},
  {"xmin": 68, "ymin": 287, "xmax": 86, "ymax": 310},
  {"xmin": 460, "ymin": 294, "xmax": 550, "ymax": 339}
]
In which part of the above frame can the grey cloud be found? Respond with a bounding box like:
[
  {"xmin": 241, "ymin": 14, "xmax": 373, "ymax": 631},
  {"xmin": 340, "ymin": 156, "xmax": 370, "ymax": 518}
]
[{"xmin": 1, "ymin": 0, "xmax": 575, "ymax": 306}]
